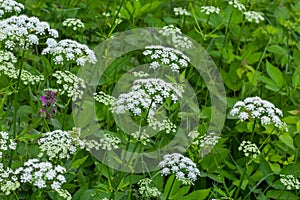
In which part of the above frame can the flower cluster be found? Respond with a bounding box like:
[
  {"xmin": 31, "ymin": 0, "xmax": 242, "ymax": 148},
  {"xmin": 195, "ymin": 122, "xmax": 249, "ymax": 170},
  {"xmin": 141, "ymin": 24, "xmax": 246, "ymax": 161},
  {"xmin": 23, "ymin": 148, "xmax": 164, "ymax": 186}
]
[
  {"xmin": 188, "ymin": 131, "xmax": 220, "ymax": 148},
  {"xmin": 38, "ymin": 129, "xmax": 85, "ymax": 160},
  {"xmin": 0, "ymin": 0, "xmax": 24, "ymax": 18},
  {"xmin": 143, "ymin": 45, "xmax": 190, "ymax": 72},
  {"xmin": 230, "ymin": 97, "xmax": 287, "ymax": 130},
  {"xmin": 244, "ymin": 11, "xmax": 264, "ymax": 23},
  {"xmin": 0, "ymin": 131, "xmax": 17, "ymax": 159},
  {"xmin": 94, "ymin": 91, "xmax": 116, "ymax": 106},
  {"xmin": 42, "ymin": 39, "xmax": 97, "ymax": 66},
  {"xmin": 158, "ymin": 25, "xmax": 193, "ymax": 49},
  {"xmin": 62, "ymin": 18, "xmax": 84, "ymax": 31},
  {"xmin": 228, "ymin": 0, "xmax": 246, "ymax": 12},
  {"xmin": 83, "ymin": 134, "xmax": 120, "ymax": 151},
  {"xmin": 238, "ymin": 141, "xmax": 261, "ymax": 159},
  {"xmin": 0, "ymin": 50, "xmax": 44, "ymax": 85},
  {"xmin": 137, "ymin": 178, "xmax": 160, "ymax": 198},
  {"xmin": 200, "ymin": 6, "xmax": 220, "ymax": 15},
  {"xmin": 111, "ymin": 78, "xmax": 183, "ymax": 116},
  {"xmin": 0, "ymin": 14, "xmax": 58, "ymax": 50},
  {"xmin": 0, "ymin": 164, "xmax": 20, "ymax": 195},
  {"xmin": 41, "ymin": 89, "xmax": 58, "ymax": 118},
  {"xmin": 132, "ymin": 71, "xmax": 149, "ymax": 78},
  {"xmin": 147, "ymin": 117, "xmax": 177, "ymax": 134},
  {"xmin": 52, "ymin": 70, "xmax": 86, "ymax": 101},
  {"xmin": 280, "ymin": 174, "xmax": 300, "ymax": 190},
  {"xmin": 173, "ymin": 7, "xmax": 191, "ymax": 16},
  {"xmin": 131, "ymin": 130, "xmax": 150, "ymax": 145},
  {"xmin": 158, "ymin": 153, "xmax": 200, "ymax": 185},
  {"xmin": 15, "ymin": 159, "xmax": 67, "ymax": 191}
]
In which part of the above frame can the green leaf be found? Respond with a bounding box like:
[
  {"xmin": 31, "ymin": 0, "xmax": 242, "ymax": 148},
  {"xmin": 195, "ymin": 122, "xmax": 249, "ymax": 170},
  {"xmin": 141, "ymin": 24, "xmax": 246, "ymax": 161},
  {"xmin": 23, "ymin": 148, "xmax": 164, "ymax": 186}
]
[
  {"xmin": 259, "ymin": 157, "xmax": 275, "ymax": 184},
  {"xmin": 281, "ymin": 162, "xmax": 300, "ymax": 176},
  {"xmin": 180, "ymin": 189, "xmax": 211, "ymax": 200},
  {"xmin": 279, "ymin": 132, "xmax": 295, "ymax": 150},
  {"xmin": 266, "ymin": 61, "xmax": 284, "ymax": 88},
  {"xmin": 267, "ymin": 45, "xmax": 287, "ymax": 55},
  {"xmin": 72, "ymin": 156, "xmax": 89, "ymax": 169},
  {"xmin": 266, "ymin": 190, "xmax": 299, "ymax": 200}
]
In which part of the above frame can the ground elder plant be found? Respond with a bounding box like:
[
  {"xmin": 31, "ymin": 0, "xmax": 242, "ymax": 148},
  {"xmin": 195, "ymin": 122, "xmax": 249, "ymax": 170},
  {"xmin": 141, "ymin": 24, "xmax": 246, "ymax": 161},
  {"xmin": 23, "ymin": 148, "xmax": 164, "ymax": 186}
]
[{"xmin": 0, "ymin": 0, "xmax": 299, "ymax": 199}]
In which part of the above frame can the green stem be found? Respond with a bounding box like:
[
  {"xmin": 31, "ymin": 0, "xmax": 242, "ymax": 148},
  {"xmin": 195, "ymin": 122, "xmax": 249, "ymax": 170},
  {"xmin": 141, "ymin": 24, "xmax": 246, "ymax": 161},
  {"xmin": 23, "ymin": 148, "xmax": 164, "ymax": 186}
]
[{"xmin": 166, "ymin": 176, "xmax": 176, "ymax": 200}]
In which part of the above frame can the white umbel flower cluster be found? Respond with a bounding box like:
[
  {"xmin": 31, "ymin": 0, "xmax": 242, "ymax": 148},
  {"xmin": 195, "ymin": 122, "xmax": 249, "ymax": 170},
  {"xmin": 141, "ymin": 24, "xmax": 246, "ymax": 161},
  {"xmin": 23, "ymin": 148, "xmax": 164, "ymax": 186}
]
[
  {"xmin": 228, "ymin": 0, "xmax": 246, "ymax": 12},
  {"xmin": 138, "ymin": 178, "xmax": 160, "ymax": 198},
  {"xmin": 0, "ymin": 15, "xmax": 58, "ymax": 50},
  {"xmin": 131, "ymin": 130, "xmax": 150, "ymax": 145},
  {"xmin": 147, "ymin": 117, "xmax": 177, "ymax": 134},
  {"xmin": 15, "ymin": 159, "xmax": 67, "ymax": 191},
  {"xmin": 0, "ymin": 163, "xmax": 20, "ymax": 195},
  {"xmin": 280, "ymin": 174, "xmax": 300, "ymax": 190},
  {"xmin": 143, "ymin": 45, "xmax": 190, "ymax": 72},
  {"xmin": 158, "ymin": 153, "xmax": 200, "ymax": 185},
  {"xmin": 200, "ymin": 6, "xmax": 220, "ymax": 15},
  {"xmin": 111, "ymin": 78, "xmax": 183, "ymax": 116},
  {"xmin": 62, "ymin": 18, "xmax": 85, "ymax": 31},
  {"xmin": 230, "ymin": 97, "xmax": 287, "ymax": 130},
  {"xmin": 42, "ymin": 39, "xmax": 97, "ymax": 66},
  {"xmin": 0, "ymin": 50, "xmax": 44, "ymax": 85},
  {"xmin": 132, "ymin": 71, "xmax": 149, "ymax": 78},
  {"xmin": 94, "ymin": 91, "xmax": 116, "ymax": 106},
  {"xmin": 0, "ymin": 0, "xmax": 24, "ymax": 18},
  {"xmin": 38, "ymin": 129, "xmax": 85, "ymax": 160},
  {"xmin": 238, "ymin": 140, "xmax": 261, "ymax": 159},
  {"xmin": 244, "ymin": 11, "xmax": 264, "ymax": 23},
  {"xmin": 188, "ymin": 131, "xmax": 220, "ymax": 148},
  {"xmin": 0, "ymin": 131, "xmax": 16, "ymax": 159},
  {"xmin": 83, "ymin": 134, "xmax": 121, "ymax": 151},
  {"xmin": 158, "ymin": 25, "xmax": 193, "ymax": 49},
  {"xmin": 53, "ymin": 70, "xmax": 86, "ymax": 101},
  {"xmin": 173, "ymin": 7, "xmax": 191, "ymax": 16}
]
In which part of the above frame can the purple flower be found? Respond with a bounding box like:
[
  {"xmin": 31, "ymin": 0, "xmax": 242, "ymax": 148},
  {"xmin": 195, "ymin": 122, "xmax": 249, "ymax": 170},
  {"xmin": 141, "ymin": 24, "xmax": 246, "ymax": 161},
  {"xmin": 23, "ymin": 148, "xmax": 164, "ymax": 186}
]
[{"xmin": 40, "ymin": 90, "xmax": 57, "ymax": 118}]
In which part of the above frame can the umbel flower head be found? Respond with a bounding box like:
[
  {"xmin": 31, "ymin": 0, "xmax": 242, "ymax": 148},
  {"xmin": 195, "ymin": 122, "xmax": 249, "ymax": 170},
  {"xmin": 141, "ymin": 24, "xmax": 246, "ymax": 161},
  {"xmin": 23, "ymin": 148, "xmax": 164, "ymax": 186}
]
[
  {"xmin": 143, "ymin": 45, "xmax": 191, "ymax": 72},
  {"xmin": 62, "ymin": 18, "xmax": 85, "ymax": 31},
  {"xmin": 238, "ymin": 140, "xmax": 261, "ymax": 159},
  {"xmin": 158, "ymin": 26, "xmax": 193, "ymax": 49},
  {"xmin": 15, "ymin": 159, "xmax": 67, "ymax": 191},
  {"xmin": 280, "ymin": 174, "xmax": 300, "ymax": 190},
  {"xmin": 0, "ymin": 50, "xmax": 44, "ymax": 85},
  {"xmin": 42, "ymin": 38, "xmax": 97, "ymax": 66},
  {"xmin": 38, "ymin": 129, "xmax": 85, "ymax": 160},
  {"xmin": 0, "ymin": 0, "xmax": 24, "ymax": 18},
  {"xmin": 0, "ymin": 14, "xmax": 58, "ymax": 50},
  {"xmin": 0, "ymin": 163, "xmax": 20, "ymax": 195},
  {"xmin": 111, "ymin": 78, "xmax": 184, "ymax": 116},
  {"xmin": 230, "ymin": 96, "xmax": 288, "ymax": 130},
  {"xmin": 137, "ymin": 178, "xmax": 160, "ymax": 198},
  {"xmin": 158, "ymin": 153, "xmax": 200, "ymax": 185},
  {"xmin": 0, "ymin": 131, "xmax": 16, "ymax": 159}
]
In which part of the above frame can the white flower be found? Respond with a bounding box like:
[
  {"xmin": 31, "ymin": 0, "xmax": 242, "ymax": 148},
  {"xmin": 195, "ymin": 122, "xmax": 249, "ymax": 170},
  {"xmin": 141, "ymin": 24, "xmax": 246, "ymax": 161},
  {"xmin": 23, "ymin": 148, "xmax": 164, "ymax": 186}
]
[
  {"xmin": 144, "ymin": 45, "xmax": 190, "ymax": 72},
  {"xmin": 244, "ymin": 11, "xmax": 264, "ymax": 23},
  {"xmin": 228, "ymin": 0, "xmax": 246, "ymax": 12},
  {"xmin": 158, "ymin": 153, "xmax": 200, "ymax": 185},
  {"xmin": 53, "ymin": 70, "xmax": 86, "ymax": 101},
  {"xmin": 138, "ymin": 178, "xmax": 160, "ymax": 198},
  {"xmin": 230, "ymin": 96, "xmax": 287, "ymax": 130},
  {"xmin": 0, "ymin": 0, "xmax": 24, "ymax": 18},
  {"xmin": 173, "ymin": 7, "xmax": 191, "ymax": 16},
  {"xmin": 16, "ymin": 159, "xmax": 67, "ymax": 191},
  {"xmin": 42, "ymin": 39, "xmax": 97, "ymax": 66},
  {"xmin": 83, "ymin": 134, "xmax": 120, "ymax": 151},
  {"xmin": 0, "ymin": 131, "xmax": 16, "ymax": 159},
  {"xmin": 0, "ymin": 164, "xmax": 20, "ymax": 195},
  {"xmin": 38, "ymin": 128, "xmax": 85, "ymax": 160},
  {"xmin": 62, "ymin": 18, "xmax": 85, "ymax": 31},
  {"xmin": 238, "ymin": 141, "xmax": 260, "ymax": 158},
  {"xmin": 200, "ymin": 6, "xmax": 220, "ymax": 15},
  {"xmin": 158, "ymin": 26, "xmax": 193, "ymax": 49},
  {"xmin": 0, "ymin": 14, "xmax": 58, "ymax": 50},
  {"xmin": 280, "ymin": 175, "xmax": 300, "ymax": 190}
]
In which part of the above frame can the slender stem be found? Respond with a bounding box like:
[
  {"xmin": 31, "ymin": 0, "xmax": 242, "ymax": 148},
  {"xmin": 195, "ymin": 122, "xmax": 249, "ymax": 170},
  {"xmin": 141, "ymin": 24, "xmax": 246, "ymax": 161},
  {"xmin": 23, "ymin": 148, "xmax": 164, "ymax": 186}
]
[{"xmin": 166, "ymin": 176, "xmax": 176, "ymax": 200}]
